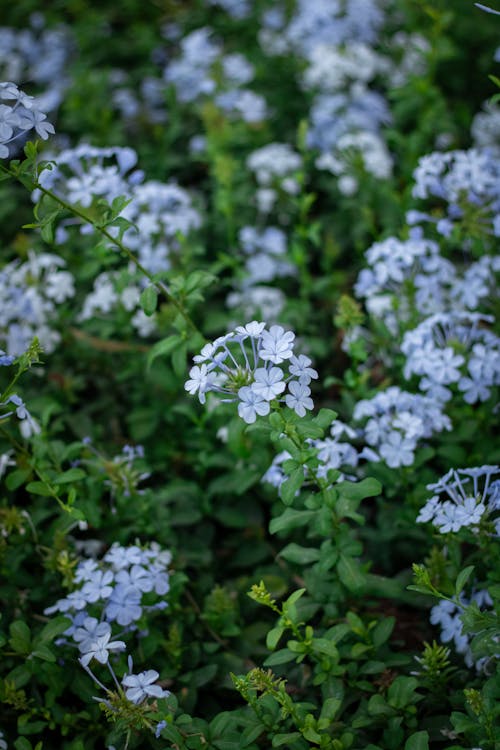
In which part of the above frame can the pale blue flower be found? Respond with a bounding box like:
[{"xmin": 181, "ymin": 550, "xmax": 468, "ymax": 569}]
[
  {"xmin": 184, "ymin": 363, "xmax": 216, "ymax": 404},
  {"xmin": 0, "ymin": 349, "xmax": 14, "ymax": 366},
  {"xmin": 105, "ymin": 584, "xmax": 142, "ymax": 626},
  {"xmin": 237, "ymin": 386, "xmax": 270, "ymax": 423},
  {"xmin": 116, "ymin": 564, "xmax": 153, "ymax": 593},
  {"xmin": 251, "ymin": 367, "xmax": 285, "ymax": 400},
  {"xmin": 73, "ymin": 617, "xmax": 112, "ymax": 654},
  {"xmin": 104, "ymin": 544, "xmax": 144, "ymax": 570},
  {"xmin": 81, "ymin": 570, "xmax": 115, "ymax": 603},
  {"xmin": 122, "ymin": 669, "xmax": 170, "ymax": 704},
  {"xmin": 79, "ymin": 630, "xmax": 126, "ymax": 667},
  {"xmin": 417, "ymin": 465, "xmax": 499, "ymax": 534},
  {"xmin": 285, "ymin": 381, "xmax": 313, "ymax": 417},
  {"xmin": 155, "ymin": 720, "xmax": 167, "ymax": 738},
  {"xmin": 259, "ymin": 325, "xmax": 295, "ymax": 364},
  {"xmin": 289, "ymin": 355, "xmax": 318, "ymax": 384}
]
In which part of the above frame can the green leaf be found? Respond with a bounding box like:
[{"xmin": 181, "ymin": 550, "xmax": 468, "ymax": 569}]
[
  {"xmin": 26, "ymin": 481, "xmax": 54, "ymax": 497},
  {"xmin": 279, "ymin": 543, "xmax": 320, "ymax": 564},
  {"xmin": 40, "ymin": 210, "xmax": 62, "ymax": 243},
  {"xmin": 6, "ymin": 664, "xmax": 32, "ymax": 688},
  {"xmin": 404, "ymin": 731, "xmax": 429, "ymax": 750},
  {"xmin": 272, "ymin": 733, "xmax": 301, "ymax": 747},
  {"xmin": 14, "ymin": 739, "xmax": 33, "ymax": 750},
  {"xmin": 140, "ymin": 285, "xmax": 158, "ymax": 316},
  {"xmin": 269, "ymin": 509, "xmax": 316, "ymax": 534},
  {"xmin": 368, "ymin": 694, "xmax": 395, "ymax": 717},
  {"xmin": 280, "ymin": 466, "xmax": 305, "ymax": 505},
  {"xmin": 455, "ymin": 566, "xmax": 475, "ymax": 597},
  {"xmin": 5, "ymin": 468, "xmax": 32, "ymax": 491},
  {"xmin": 337, "ymin": 477, "xmax": 381, "ymax": 502},
  {"xmin": 372, "ymin": 617, "xmax": 396, "ymax": 648},
  {"xmin": 266, "ymin": 627, "xmax": 285, "ymax": 650},
  {"xmin": 338, "ymin": 555, "xmax": 366, "ymax": 593},
  {"xmin": 302, "ymin": 726, "xmax": 321, "ymax": 743},
  {"xmin": 319, "ymin": 697, "xmax": 342, "ymax": 721},
  {"xmin": 38, "ymin": 616, "xmax": 71, "ymax": 643},
  {"xmin": 312, "ymin": 638, "xmax": 339, "ymax": 659},
  {"xmin": 209, "ymin": 712, "xmax": 233, "ymax": 737},
  {"xmin": 263, "ymin": 648, "xmax": 296, "ymax": 666},
  {"xmin": 285, "ymin": 588, "xmax": 307, "ymax": 607},
  {"xmin": 147, "ymin": 334, "xmax": 182, "ymax": 370},
  {"xmin": 9, "ymin": 621, "xmax": 31, "ymax": 654},
  {"xmin": 387, "ymin": 676, "xmax": 419, "ymax": 709},
  {"xmin": 31, "ymin": 646, "xmax": 56, "ymax": 662},
  {"xmin": 53, "ymin": 468, "xmax": 86, "ymax": 484},
  {"xmin": 295, "ymin": 422, "xmax": 324, "ymax": 440},
  {"xmin": 312, "ymin": 409, "xmax": 337, "ymax": 430}
]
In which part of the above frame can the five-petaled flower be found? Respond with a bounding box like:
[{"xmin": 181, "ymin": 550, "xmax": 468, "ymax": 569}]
[{"xmin": 122, "ymin": 669, "xmax": 170, "ymax": 704}]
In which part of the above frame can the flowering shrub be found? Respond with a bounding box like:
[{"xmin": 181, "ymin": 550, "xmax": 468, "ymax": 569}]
[{"xmin": 0, "ymin": 2, "xmax": 499, "ymax": 750}]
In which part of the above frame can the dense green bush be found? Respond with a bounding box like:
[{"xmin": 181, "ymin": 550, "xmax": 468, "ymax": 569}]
[{"xmin": 0, "ymin": 1, "xmax": 499, "ymax": 748}]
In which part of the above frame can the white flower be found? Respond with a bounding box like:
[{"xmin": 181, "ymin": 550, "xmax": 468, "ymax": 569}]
[
  {"xmin": 259, "ymin": 325, "xmax": 295, "ymax": 363},
  {"xmin": 79, "ymin": 630, "xmax": 126, "ymax": 667},
  {"xmin": 73, "ymin": 617, "xmax": 112, "ymax": 654},
  {"xmin": 235, "ymin": 320, "xmax": 266, "ymax": 337},
  {"xmin": 251, "ymin": 367, "xmax": 285, "ymax": 400},
  {"xmin": 237, "ymin": 386, "xmax": 270, "ymax": 423},
  {"xmin": 285, "ymin": 381, "xmax": 313, "ymax": 417},
  {"xmin": 379, "ymin": 432, "xmax": 415, "ymax": 468},
  {"xmin": 289, "ymin": 355, "xmax": 318, "ymax": 384},
  {"xmin": 122, "ymin": 669, "xmax": 170, "ymax": 704},
  {"xmin": 184, "ymin": 364, "xmax": 215, "ymax": 404}
]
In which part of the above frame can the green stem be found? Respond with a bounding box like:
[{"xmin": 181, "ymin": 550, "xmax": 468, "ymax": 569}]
[
  {"xmin": 0, "ymin": 425, "xmax": 72, "ymax": 514},
  {"xmin": 0, "ymin": 161, "xmax": 201, "ymax": 336},
  {"xmin": 277, "ymin": 410, "xmax": 337, "ymax": 522}
]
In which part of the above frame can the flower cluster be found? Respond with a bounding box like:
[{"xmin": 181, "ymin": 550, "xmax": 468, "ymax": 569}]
[
  {"xmin": 185, "ymin": 322, "xmax": 317, "ymax": 423},
  {"xmin": 109, "ymin": 70, "xmax": 168, "ymax": 125},
  {"xmin": 226, "ymin": 228, "xmax": 294, "ymax": 325},
  {"xmin": 430, "ymin": 589, "xmax": 494, "ymax": 670},
  {"xmin": 77, "ymin": 270, "xmax": 156, "ymax": 338},
  {"xmin": 352, "ymin": 386, "xmax": 451, "ymax": 468},
  {"xmin": 46, "ymin": 541, "xmax": 170, "ymax": 630},
  {"xmin": 299, "ymin": 35, "xmax": 393, "ymax": 194},
  {"xmin": 120, "ymin": 181, "xmax": 202, "ymax": 273},
  {"xmin": 35, "ymin": 143, "xmax": 201, "ymax": 275},
  {"xmin": 263, "ymin": 420, "xmax": 360, "ymax": 493},
  {"xmin": 355, "ymin": 237, "xmax": 499, "ymax": 332},
  {"xmin": 401, "ymin": 312, "xmax": 500, "ymax": 403},
  {"xmin": 226, "ymin": 286, "xmax": 286, "ymax": 323},
  {"xmin": 246, "ymin": 143, "xmax": 302, "ymax": 213},
  {"xmin": 163, "ymin": 28, "xmax": 221, "ymax": 103},
  {"xmin": 259, "ymin": 0, "xmax": 384, "ymax": 58},
  {"xmin": 417, "ymin": 465, "xmax": 500, "ymax": 535},
  {"xmin": 0, "ymin": 81, "xmax": 54, "ymax": 158},
  {"xmin": 0, "ymin": 17, "xmax": 72, "ymax": 114},
  {"xmin": 316, "ymin": 130, "xmax": 392, "ymax": 195},
  {"xmin": 162, "ymin": 26, "xmax": 267, "ymax": 123},
  {"xmin": 237, "ymin": 226, "xmax": 295, "ymax": 288},
  {"xmin": 472, "ymin": 101, "xmax": 500, "ymax": 152},
  {"xmin": 0, "ymin": 251, "xmax": 75, "ymax": 356},
  {"xmin": 44, "ymin": 542, "xmax": 172, "ymax": 729},
  {"xmin": 34, "ymin": 143, "xmax": 142, "ymax": 222},
  {"xmin": 410, "ymin": 148, "xmax": 500, "ymax": 238}
]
